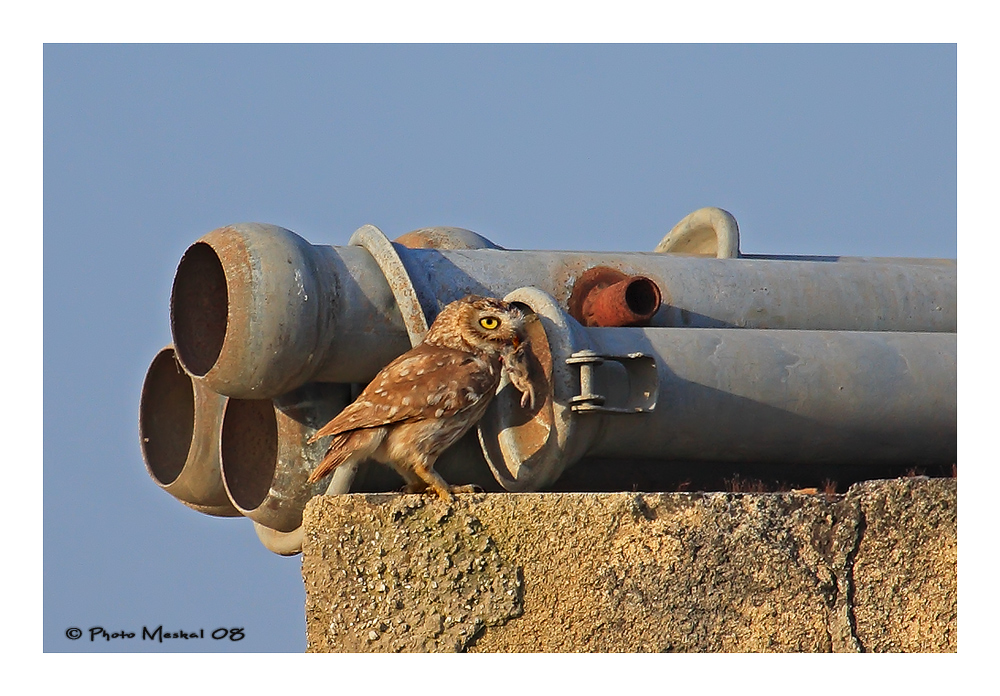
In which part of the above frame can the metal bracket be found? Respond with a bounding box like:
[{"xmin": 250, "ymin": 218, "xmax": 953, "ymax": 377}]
[
  {"xmin": 566, "ymin": 349, "xmax": 658, "ymax": 413},
  {"xmin": 349, "ymin": 224, "xmax": 429, "ymax": 347}
]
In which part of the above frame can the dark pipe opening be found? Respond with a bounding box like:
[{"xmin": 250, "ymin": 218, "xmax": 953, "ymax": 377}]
[
  {"xmin": 624, "ymin": 277, "xmax": 661, "ymax": 319},
  {"xmin": 140, "ymin": 349, "xmax": 195, "ymax": 486},
  {"xmin": 568, "ymin": 267, "xmax": 662, "ymax": 327},
  {"xmin": 221, "ymin": 399, "xmax": 278, "ymax": 511},
  {"xmin": 171, "ymin": 242, "xmax": 228, "ymax": 377}
]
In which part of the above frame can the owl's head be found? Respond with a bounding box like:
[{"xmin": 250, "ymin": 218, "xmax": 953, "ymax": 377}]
[{"xmin": 424, "ymin": 295, "xmax": 528, "ymax": 355}]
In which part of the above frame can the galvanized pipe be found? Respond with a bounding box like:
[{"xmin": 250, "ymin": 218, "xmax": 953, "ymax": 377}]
[
  {"xmin": 139, "ymin": 346, "xmax": 240, "ymax": 517},
  {"xmin": 403, "ymin": 245, "xmax": 956, "ymax": 332},
  {"xmin": 219, "ymin": 382, "xmax": 352, "ymax": 533},
  {"xmin": 478, "ymin": 288, "xmax": 957, "ymax": 492},
  {"xmin": 170, "ymin": 223, "xmax": 955, "ymax": 399},
  {"xmin": 410, "ymin": 250, "xmax": 957, "ymax": 331}
]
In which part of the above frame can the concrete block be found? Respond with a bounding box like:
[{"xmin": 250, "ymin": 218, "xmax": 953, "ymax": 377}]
[{"xmin": 302, "ymin": 477, "xmax": 955, "ymax": 652}]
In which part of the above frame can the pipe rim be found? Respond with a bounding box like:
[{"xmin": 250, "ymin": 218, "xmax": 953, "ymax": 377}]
[
  {"xmin": 170, "ymin": 241, "xmax": 229, "ymax": 378},
  {"xmin": 623, "ymin": 277, "xmax": 662, "ymax": 320},
  {"xmin": 220, "ymin": 398, "xmax": 279, "ymax": 513},
  {"xmin": 140, "ymin": 347, "xmax": 195, "ymax": 487}
]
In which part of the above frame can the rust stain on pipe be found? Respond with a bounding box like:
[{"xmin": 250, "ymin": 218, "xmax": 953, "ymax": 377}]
[
  {"xmin": 170, "ymin": 242, "xmax": 230, "ymax": 378},
  {"xmin": 220, "ymin": 382, "xmax": 352, "ymax": 533},
  {"xmin": 394, "ymin": 227, "xmax": 504, "ymax": 250},
  {"xmin": 139, "ymin": 346, "xmax": 240, "ymax": 517},
  {"xmin": 567, "ymin": 267, "xmax": 662, "ymax": 327}
]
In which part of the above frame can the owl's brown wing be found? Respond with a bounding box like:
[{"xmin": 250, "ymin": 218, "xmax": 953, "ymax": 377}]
[{"xmin": 307, "ymin": 344, "xmax": 500, "ymax": 442}]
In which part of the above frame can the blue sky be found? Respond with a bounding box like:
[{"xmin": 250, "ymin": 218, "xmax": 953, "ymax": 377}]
[{"xmin": 42, "ymin": 44, "xmax": 957, "ymax": 653}]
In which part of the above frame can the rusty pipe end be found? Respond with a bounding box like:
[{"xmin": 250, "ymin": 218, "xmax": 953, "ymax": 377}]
[
  {"xmin": 140, "ymin": 347, "xmax": 194, "ymax": 488},
  {"xmin": 220, "ymin": 383, "xmax": 351, "ymax": 532},
  {"xmin": 170, "ymin": 223, "xmax": 337, "ymax": 398},
  {"xmin": 139, "ymin": 346, "xmax": 241, "ymax": 517},
  {"xmin": 394, "ymin": 226, "xmax": 504, "ymax": 250},
  {"xmin": 220, "ymin": 398, "xmax": 279, "ymax": 520},
  {"xmin": 170, "ymin": 241, "xmax": 228, "ymax": 379},
  {"xmin": 568, "ymin": 267, "xmax": 662, "ymax": 327}
]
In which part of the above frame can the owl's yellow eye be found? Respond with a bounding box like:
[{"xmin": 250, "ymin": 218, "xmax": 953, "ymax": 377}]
[{"xmin": 479, "ymin": 316, "xmax": 500, "ymax": 330}]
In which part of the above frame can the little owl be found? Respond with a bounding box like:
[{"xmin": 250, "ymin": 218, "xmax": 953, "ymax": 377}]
[{"xmin": 306, "ymin": 295, "xmax": 536, "ymax": 500}]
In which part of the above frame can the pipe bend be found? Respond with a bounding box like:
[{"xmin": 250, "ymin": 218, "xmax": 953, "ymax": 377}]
[
  {"xmin": 655, "ymin": 207, "xmax": 741, "ymax": 258},
  {"xmin": 394, "ymin": 226, "xmax": 504, "ymax": 251},
  {"xmin": 253, "ymin": 522, "xmax": 304, "ymax": 556}
]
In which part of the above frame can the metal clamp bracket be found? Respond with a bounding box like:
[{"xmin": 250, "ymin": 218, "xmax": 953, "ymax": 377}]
[{"xmin": 566, "ymin": 349, "xmax": 658, "ymax": 414}]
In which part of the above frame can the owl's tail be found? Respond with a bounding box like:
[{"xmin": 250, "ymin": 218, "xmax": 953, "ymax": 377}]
[{"xmin": 307, "ymin": 428, "xmax": 383, "ymax": 484}]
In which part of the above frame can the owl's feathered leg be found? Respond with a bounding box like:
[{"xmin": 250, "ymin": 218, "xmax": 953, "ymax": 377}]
[
  {"xmin": 396, "ymin": 468, "xmax": 429, "ymax": 494},
  {"xmin": 406, "ymin": 464, "xmax": 483, "ymax": 501},
  {"xmin": 402, "ymin": 455, "xmax": 456, "ymax": 502},
  {"xmin": 398, "ymin": 477, "xmax": 478, "ymax": 495}
]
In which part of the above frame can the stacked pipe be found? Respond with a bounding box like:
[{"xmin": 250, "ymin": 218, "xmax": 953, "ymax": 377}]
[{"xmin": 140, "ymin": 208, "xmax": 956, "ymax": 554}]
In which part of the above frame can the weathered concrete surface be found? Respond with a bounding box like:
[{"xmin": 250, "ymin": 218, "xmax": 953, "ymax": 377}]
[
  {"xmin": 302, "ymin": 477, "xmax": 955, "ymax": 652},
  {"xmin": 848, "ymin": 479, "xmax": 958, "ymax": 651}
]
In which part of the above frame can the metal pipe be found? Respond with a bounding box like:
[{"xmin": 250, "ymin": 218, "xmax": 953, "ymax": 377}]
[
  {"xmin": 219, "ymin": 382, "xmax": 352, "ymax": 533},
  {"xmin": 139, "ymin": 346, "xmax": 240, "ymax": 517},
  {"xmin": 170, "ymin": 222, "xmax": 956, "ymax": 399},
  {"xmin": 403, "ymin": 246, "xmax": 956, "ymax": 332},
  {"xmin": 478, "ymin": 288, "xmax": 956, "ymax": 492},
  {"xmin": 170, "ymin": 223, "xmax": 413, "ymax": 398}
]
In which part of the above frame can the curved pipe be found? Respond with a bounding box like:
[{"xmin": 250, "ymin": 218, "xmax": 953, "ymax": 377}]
[
  {"xmin": 394, "ymin": 226, "xmax": 504, "ymax": 250},
  {"xmin": 220, "ymin": 382, "xmax": 352, "ymax": 533},
  {"xmin": 139, "ymin": 346, "xmax": 240, "ymax": 517},
  {"xmin": 478, "ymin": 291, "xmax": 593, "ymax": 492},
  {"xmin": 253, "ymin": 522, "xmax": 305, "ymax": 557},
  {"xmin": 655, "ymin": 206, "xmax": 741, "ymax": 258}
]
